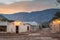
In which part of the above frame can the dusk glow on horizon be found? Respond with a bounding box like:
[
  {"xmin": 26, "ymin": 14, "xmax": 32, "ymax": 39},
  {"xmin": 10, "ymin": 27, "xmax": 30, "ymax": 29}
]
[{"xmin": 0, "ymin": 0, "xmax": 58, "ymax": 14}]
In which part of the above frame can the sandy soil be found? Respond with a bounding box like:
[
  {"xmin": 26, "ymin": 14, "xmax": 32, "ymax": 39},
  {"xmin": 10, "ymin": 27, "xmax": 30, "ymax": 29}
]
[{"xmin": 0, "ymin": 28, "xmax": 60, "ymax": 40}]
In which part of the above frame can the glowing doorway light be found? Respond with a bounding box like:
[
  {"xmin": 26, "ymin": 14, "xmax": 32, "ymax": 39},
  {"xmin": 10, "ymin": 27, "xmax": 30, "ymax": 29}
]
[
  {"xmin": 13, "ymin": 21, "xmax": 23, "ymax": 26},
  {"xmin": 53, "ymin": 19, "xmax": 60, "ymax": 24}
]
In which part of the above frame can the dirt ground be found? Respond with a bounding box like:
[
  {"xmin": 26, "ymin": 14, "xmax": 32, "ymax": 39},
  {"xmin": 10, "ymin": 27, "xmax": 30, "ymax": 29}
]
[{"xmin": 0, "ymin": 28, "xmax": 60, "ymax": 40}]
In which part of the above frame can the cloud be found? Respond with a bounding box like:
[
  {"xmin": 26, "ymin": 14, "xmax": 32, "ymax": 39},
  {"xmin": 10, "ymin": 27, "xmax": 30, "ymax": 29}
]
[
  {"xmin": 0, "ymin": 0, "xmax": 33, "ymax": 4},
  {"xmin": 0, "ymin": 0, "xmax": 57, "ymax": 14}
]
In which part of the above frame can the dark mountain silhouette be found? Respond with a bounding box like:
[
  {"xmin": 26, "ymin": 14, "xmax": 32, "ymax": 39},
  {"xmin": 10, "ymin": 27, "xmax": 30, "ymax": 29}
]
[{"xmin": 2, "ymin": 8, "xmax": 60, "ymax": 23}]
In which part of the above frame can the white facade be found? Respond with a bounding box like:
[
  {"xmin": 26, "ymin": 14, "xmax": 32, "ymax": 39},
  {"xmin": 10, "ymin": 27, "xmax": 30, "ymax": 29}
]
[
  {"xmin": 23, "ymin": 22, "xmax": 39, "ymax": 32},
  {"xmin": 6, "ymin": 21, "xmax": 31, "ymax": 33},
  {"xmin": 0, "ymin": 21, "xmax": 39, "ymax": 33}
]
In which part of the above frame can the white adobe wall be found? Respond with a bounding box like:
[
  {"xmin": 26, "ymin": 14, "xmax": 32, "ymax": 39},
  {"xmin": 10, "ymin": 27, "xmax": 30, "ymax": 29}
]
[
  {"xmin": 6, "ymin": 21, "xmax": 39, "ymax": 33},
  {"xmin": 19, "ymin": 25, "xmax": 27, "ymax": 33},
  {"xmin": 0, "ymin": 21, "xmax": 15, "ymax": 33},
  {"xmin": 0, "ymin": 21, "xmax": 8, "ymax": 25},
  {"xmin": 7, "ymin": 22, "xmax": 30, "ymax": 33},
  {"xmin": 7, "ymin": 22, "xmax": 16, "ymax": 33},
  {"xmin": 19, "ymin": 25, "xmax": 31, "ymax": 33}
]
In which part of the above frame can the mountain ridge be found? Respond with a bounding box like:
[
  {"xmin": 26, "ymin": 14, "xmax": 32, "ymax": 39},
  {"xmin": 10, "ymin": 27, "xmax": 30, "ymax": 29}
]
[{"xmin": 2, "ymin": 8, "xmax": 60, "ymax": 23}]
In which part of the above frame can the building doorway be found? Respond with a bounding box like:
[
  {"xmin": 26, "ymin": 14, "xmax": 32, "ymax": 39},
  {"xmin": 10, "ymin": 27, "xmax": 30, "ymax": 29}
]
[
  {"xmin": 16, "ymin": 26, "xmax": 19, "ymax": 33},
  {"xmin": 0, "ymin": 26, "xmax": 7, "ymax": 32},
  {"xmin": 27, "ymin": 26, "xmax": 29, "ymax": 31}
]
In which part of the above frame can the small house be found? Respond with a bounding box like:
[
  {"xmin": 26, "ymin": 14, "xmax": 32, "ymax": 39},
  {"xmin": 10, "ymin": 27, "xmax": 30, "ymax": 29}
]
[{"xmin": 0, "ymin": 15, "xmax": 39, "ymax": 33}]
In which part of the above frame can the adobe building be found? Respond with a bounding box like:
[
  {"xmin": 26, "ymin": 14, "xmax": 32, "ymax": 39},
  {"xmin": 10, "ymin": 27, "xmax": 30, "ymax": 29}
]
[{"xmin": 0, "ymin": 15, "xmax": 39, "ymax": 33}]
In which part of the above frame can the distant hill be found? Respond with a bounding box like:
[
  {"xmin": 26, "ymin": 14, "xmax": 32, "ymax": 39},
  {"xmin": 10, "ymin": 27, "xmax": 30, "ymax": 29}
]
[{"xmin": 2, "ymin": 8, "xmax": 60, "ymax": 23}]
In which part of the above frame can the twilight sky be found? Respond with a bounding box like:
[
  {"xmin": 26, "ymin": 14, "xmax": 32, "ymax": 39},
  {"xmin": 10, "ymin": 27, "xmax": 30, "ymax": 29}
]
[{"xmin": 0, "ymin": 0, "xmax": 59, "ymax": 14}]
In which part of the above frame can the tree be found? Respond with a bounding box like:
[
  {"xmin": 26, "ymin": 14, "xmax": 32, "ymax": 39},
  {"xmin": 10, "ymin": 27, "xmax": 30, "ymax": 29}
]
[
  {"xmin": 53, "ymin": 11, "xmax": 60, "ymax": 19},
  {"xmin": 57, "ymin": 0, "xmax": 60, "ymax": 3}
]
